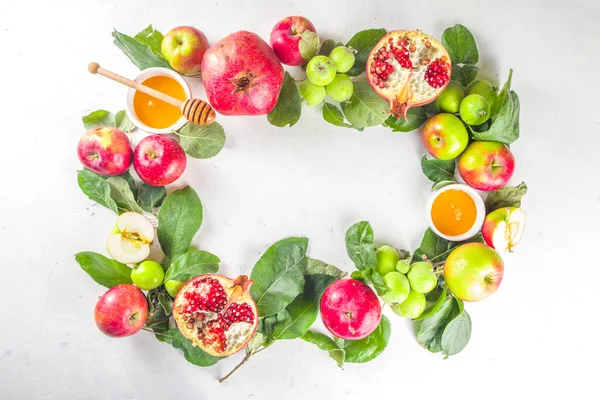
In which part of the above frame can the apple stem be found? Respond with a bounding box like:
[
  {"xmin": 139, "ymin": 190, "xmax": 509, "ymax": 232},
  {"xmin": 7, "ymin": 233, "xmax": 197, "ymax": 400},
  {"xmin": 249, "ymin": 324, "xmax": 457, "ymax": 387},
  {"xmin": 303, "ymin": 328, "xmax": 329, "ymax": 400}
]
[{"xmin": 219, "ymin": 353, "xmax": 252, "ymax": 383}]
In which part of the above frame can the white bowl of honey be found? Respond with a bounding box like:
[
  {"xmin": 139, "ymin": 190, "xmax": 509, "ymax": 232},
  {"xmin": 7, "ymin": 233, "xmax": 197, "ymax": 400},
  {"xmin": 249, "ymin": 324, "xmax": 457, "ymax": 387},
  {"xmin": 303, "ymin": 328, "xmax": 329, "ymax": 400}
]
[
  {"xmin": 126, "ymin": 67, "xmax": 191, "ymax": 134},
  {"xmin": 426, "ymin": 183, "xmax": 485, "ymax": 242}
]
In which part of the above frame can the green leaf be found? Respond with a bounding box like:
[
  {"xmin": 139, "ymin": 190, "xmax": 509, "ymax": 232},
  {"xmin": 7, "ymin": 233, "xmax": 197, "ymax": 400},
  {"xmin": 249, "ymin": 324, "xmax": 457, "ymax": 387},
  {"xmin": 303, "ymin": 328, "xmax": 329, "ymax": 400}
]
[
  {"xmin": 345, "ymin": 28, "xmax": 387, "ymax": 76},
  {"xmin": 145, "ymin": 306, "xmax": 170, "ymax": 333},
  {"xmin": 106, "ymin": 176, "xmax": 144, "ymax": 214},
  {"xmin": 133, "ymin": 25, "xmax": 164, "ymax": 55},
  {"xmin": 176, "ymin": 122, "xmax": 226, "ymax": 159},
  {"xmin": 341, "ymin": 81, "xmax": 391, "ymax": 129},
  {"xmin": 268, "ymin": 258, "xmax": 345, "ymax": 340},
  {"xmin": 250, "ymin": 237, "xmax": 308, "ymax": 317},
  {"xmin": 158, "ymin": 292, "xmax": 173, "ymax": 316},
  {"xmin": 441, "ymin": 310, "xmax": 472, "ymax": 356},
  {"xmin": 165, "ymin": 250, "xmax": 220, "ymax": 282},
  {"xmin": 345, "ymin": 221, "xmax": 376, "ymax": 271},
  {"xmin": 118, "ymin": 171, "xmax": 138, "ymax": 198},
  {"xmin": 415, "ymin": 286, "xmax": 448, "ymax": 321},
  {"xmin": 484, "ymin": 182, "xmax": 528, "ymax": 212},
  {"xmin": 157, "ymin": 186, "xmax": 203, "ymax": 259},
  {"xmin": 336, "ymin": 315, "xmax": 391, "ymax": 363},
  {"xmin": 413, "ymin": 229, "xmax": 483, "ymax": 264},
  {"xmin": 415, "ymin": 296, "xmax": 458, "ymax": 352},
  {"xmin": 299, "ymin": 30, "xmax": 319, "ymax": 61},
  {"xmin": 491, "ymin": 69, "xmax": 513, "ymax": 118},
  {"xmin": 473, "ymin": 90, "xmax": 520, "ymax": 144},
  {"xmin": 421, "ymin": 156, "xmax": 456, "ymax": 184},
  {"xmin": 115, "ymin": 110, "xmax": 136, "ymax": 133},
  {"xmin": 432, "ymin": 180, "xmax": 456, "ymax": 191},
  {"xmin": 267, "ymin": 72, "xmax": 301, "ymax": 128},
  {"xmin": 77, "ymin": 169, "xmax": 119, "ymax": 214},
  {"xmin": 82, "ymin": 110, "xmax": 115, "ymax": 130},
  {"xmin": 155, "ymin": 328, "xmax": 223, "ymax": 366},
  {"xmin": 74, "ymin": 251, "xmax": 132, "ymax": 288},
  {"xmin": 301, "ymin": 330, "xmax": 346, "ymax": 368},
  {"xmin": 383, "ymin": 107, "xmax": 428, "ymax": 132},
  {"xmin": 137, "ymin": 183, "xmax": 166, "ymax": 212},
  {"xmin": 442, "ymin": 24, "xmax": 479, "ymax": 64},
  {"xmin": 451, "ymin": 63, "xmax": 478, "ymax": 86},
  {"xmin": 351, "ymin": 268, "xmax": 389, "ymax": 296},
  {"xmin": 112, "ymin": 28, "xmax": 172, "ymax": 70},
  {"xmin": 318, "ymin": 39, "xmax": 344, "ymax": 56},
  {"xmin": 322, "ymin": 102, "xmax": 352, "ymax": 128}
]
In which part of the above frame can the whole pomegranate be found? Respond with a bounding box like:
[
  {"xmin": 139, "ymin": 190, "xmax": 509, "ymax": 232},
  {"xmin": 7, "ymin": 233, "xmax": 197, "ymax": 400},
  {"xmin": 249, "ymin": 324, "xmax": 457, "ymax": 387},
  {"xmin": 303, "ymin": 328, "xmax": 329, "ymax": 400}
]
[
  {"xmin": 320, "ymin": 279, "xmax": 382, "ymax": 340},
  {"xmin": 366, "ymin": 30, "xmax": 451, "ymax": 120},
  {"xmin": 201, "ymin": 31, "xmax": 284, "ymax": 116},
  {"xmin": 173, "ymin": 274, "xmax": 258, "ymax": 356}
]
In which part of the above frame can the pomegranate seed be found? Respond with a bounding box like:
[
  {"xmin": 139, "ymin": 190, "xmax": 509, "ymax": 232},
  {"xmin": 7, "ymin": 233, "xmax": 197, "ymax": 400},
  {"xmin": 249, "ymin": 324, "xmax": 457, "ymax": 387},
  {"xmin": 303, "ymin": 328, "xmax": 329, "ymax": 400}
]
[
  {"xmin": 223, "ymin": 303, "xmax": 255, "ymax": 324},
  {"xmin": 424, "ymin": 59, "xmax": 450, "ymax": 88}
]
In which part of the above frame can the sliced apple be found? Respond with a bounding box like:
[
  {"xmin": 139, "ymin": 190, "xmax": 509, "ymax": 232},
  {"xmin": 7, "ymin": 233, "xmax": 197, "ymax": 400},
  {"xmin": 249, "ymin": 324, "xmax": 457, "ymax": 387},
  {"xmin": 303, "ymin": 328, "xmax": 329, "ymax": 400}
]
[
  {"xmin": 482, "ymin": 207, "xmax": 526, "ymax": 252},
  {"xmin": 106, "ymin": 212, "xmax": 155, "ymax": 264}
]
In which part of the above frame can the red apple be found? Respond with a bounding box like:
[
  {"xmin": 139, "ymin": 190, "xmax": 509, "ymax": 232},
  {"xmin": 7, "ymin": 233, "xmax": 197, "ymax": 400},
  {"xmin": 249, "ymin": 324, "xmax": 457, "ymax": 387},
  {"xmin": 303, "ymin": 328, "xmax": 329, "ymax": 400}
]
[
  {"xmin": 94, "ymin": 284, "xmax": 148, "ymax": 337},
  {"xmin": 161, "ymin": 26, "xmax": 210, "ymax": 75},
  {"xmin": 320, "ymin": 279, "xmax": 381, "ymax": 340},
  {"xmin": 421, "ymin": 113, "xmax": 469, "ymax": 160},
  {"xmin": 458, "ymin": 141, "xmax": 515, "ymax": 191},
  {"xmin": 482, "ymin": 207, "xmax": 526, "ymax": 252},
  {"xmin": 444, "ymin": 243, "xmax": 504, "ymax": 302},
  {"xmin": 269, "ymin": 16, "xmax": 317, "ymax": 66},
  {"xmin": 133, "ymin": 135, "xmax": 186, "ymax": 186},
  {"xmin": 77, "ymin": 127, "xmax": 132, "ymax": 176}
]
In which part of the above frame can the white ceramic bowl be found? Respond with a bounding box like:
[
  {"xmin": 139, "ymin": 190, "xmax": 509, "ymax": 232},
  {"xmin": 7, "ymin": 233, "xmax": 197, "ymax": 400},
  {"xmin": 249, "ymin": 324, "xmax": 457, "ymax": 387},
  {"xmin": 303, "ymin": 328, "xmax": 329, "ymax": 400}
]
[
  {"xmin": 125, "ymin": 67, "xmax": 191, "ymax": 134},
  {"xmin": 426, "ymin": 183, "xmax": 485, "ymax": 241}
]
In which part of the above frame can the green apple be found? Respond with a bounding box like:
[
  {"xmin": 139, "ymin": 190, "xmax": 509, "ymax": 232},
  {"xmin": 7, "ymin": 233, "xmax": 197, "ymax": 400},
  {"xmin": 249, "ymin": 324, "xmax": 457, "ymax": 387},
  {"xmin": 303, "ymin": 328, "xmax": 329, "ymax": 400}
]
[
  {"xmin": 165, "ymin": 280, "xmax": 186, "ymax": 297},
  {"xmin": 325, "ymin": 74, "xmax": 353, "ymax": 102},
  {"xmin": 466, "ymin": 80, "xmax": 497, "ymax": 109},
  {"xmin": 380, "ymin": 272, "xmax": 410, "ymax": 304},
  {"xmin": 396, "ymin": 260, "xmax": 411, "ymax": 274},
  {"xmin": 329, "ymin": 46, "xmax": 355, "ymax": 73},
  {"xmin": 390, "ymin": 290, "xmax": 426, "ymax": 319},
  {"xmin": 375, "ymin": 245, "xmax": 400, "ymax": 276},
  {"xmin": 444, "ymin": 243, "xmax": 504, "ymax": 301},
  {"xmin": 437, "ymin": 81, "xmax": 465, "ymax": 113},
  {"xmin": 306, "ymin": 55, "xmax": 337, "ymax": 86},
  {"xmin": 421, "ymin": 113, "xmax": 469, "ymax": 160},
  {"xmin": 407, "ymin": 262, "xmax": 437, "ymax": 293},
  {"xmin": 460, "ymin": 94, "xmax": 490, "ymax": 126},
  {"xmin": 299, "ymin": 80, "xmax": 326, "ymax": 106},
  {"xmin": 131, "ymin": 260, "xmax": 164, "ymax": 290}
]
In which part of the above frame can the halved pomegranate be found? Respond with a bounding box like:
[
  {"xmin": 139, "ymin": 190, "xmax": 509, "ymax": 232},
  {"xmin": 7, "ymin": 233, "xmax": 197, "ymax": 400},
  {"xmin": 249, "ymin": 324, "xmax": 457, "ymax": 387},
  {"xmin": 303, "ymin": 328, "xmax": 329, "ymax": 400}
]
[
  {"xmin": 173, "ymin": 274, "xmax": 258, "ymax": 357},
  {"xmin": 366, "ymin": 30, "xmax": 452, "ymax": 120}
]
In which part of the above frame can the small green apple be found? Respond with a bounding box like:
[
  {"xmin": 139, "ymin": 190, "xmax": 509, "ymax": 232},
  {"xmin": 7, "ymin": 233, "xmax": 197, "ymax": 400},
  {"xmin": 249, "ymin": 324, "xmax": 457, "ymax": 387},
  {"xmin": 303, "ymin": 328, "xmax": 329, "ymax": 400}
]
[
  {"xmin": 298, "ymin": 80, "xmax": 326, "ymax": 106},
  {"xmin": 390, "ymin": 290, "xmax": 426, "ymax": 319},
  {"xmin": 437, "ymin": 81, "xmax": 465, "ymax": 113},
  {"xmin": 396, "ymin": 260, "xmax": 411, "ymax": 274},
  {"xmin": 407, "ymin": 262, "xmax": 437, "ymax": 293},
  {"xmin": 466, "ymin": 80, "xmax": 497, "ymax": 109},
  {"xmin": 380, "ymin": 272, "xmax": 410, "ymax": 304},
  {"xmin": 306, "ymin": 55, "xmax": 337, "ymax": 86},
  {"xmin": 329, "ymin": 46, "xmax": 355, "ymax": 73},
  {"xmin": 375, "ymin": 245, "xmax": 400, "ymax": 276},
  {"xmin": 131, "ymin": 260, "xmax": 164, "ymax": 291},
  {"xmin": 165, "ymin": 280, "xmax": 186, "ymax": 297}
]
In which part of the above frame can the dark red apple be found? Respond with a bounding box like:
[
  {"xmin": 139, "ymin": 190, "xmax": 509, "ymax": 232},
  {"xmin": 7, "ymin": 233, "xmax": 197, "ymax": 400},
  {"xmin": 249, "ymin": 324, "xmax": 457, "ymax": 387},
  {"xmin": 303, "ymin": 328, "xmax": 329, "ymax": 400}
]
[
  {"xmin": 77, "ymin": 127, "xmax": 132, "ymax": 176},
  {"xmin": 94, "ymin": 284, "xmax": 148, "ymax": 337},
  {"xmin": 133, "ymin": 135, "xmax": 186, "ymax": 186},
  {"xmin": 320, "ymin": 279, "xmax": 382, "ymax": 340},
  {"xmin": 270, "ymin": 16, "xmax": 317, "ymax": 66}
]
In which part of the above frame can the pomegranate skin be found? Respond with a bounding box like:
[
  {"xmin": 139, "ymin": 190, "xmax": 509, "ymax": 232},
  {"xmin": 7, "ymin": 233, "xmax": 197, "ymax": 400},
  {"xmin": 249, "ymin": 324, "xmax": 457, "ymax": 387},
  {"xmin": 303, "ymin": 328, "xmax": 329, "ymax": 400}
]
[
  {"xmin": 320, "ymin": 279, "xmax": 382, "ymax": 340},
  {"xmin": 201, "ymin": 31, "xmax": 284, "ymax": 116}
]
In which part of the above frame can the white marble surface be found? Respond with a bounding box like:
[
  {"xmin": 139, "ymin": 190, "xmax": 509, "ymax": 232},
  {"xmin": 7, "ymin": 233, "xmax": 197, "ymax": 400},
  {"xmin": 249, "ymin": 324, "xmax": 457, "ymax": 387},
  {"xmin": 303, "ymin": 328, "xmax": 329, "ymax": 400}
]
[{"xmin": 1, "ymin": 0, "xmax": 599, "ymax": 398}]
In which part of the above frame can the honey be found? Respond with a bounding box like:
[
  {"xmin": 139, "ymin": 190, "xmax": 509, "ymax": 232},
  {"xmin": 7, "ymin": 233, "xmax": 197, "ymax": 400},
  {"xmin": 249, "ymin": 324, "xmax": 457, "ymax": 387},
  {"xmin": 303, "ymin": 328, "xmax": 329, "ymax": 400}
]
[
  {"xmin": 133, "ymin": 75, "xmax": 186, "ymax": 129},
  {"xmin": 430, "ymin": 189, "xmax": 477, "ymax": 236}
]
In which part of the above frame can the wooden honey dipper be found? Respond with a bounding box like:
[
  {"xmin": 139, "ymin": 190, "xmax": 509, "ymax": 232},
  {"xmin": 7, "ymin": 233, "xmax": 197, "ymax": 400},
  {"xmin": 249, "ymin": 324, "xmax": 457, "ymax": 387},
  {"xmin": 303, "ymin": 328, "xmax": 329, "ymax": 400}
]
[{"xmin": 88, "ymin": 62, "xmax": 215, "ymax": 125}]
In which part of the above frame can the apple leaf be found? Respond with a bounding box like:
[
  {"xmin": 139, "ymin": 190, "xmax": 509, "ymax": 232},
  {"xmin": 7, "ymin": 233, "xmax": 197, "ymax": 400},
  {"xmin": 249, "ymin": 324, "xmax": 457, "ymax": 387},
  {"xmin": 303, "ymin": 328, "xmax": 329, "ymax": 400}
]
[
  {"xmin": 484, "ymin": 182, "xmax": 528, "ymax": 212},
  {"xmin": 112, "ymin": 28, "xmax": 172, "ymax": 70},
  {"xmin": 413, "ymin": 229, "xmax": 483, "ymax": 263},
  {"xmin": 157, "ymin": 186, "xmax": 203, "ymax": 259},
  {"xmin": 491, "ymin": 69, "xmax": 513, "ymax": 118},
  {"xmin": 451, "ymin": 63, "xmax": 478, "ymax": 86},
  {"xmin": 133, "ymin": 25, "xmax": 164, "ymax": 56},
  {"xmin": 115, "ymin": 110, "xmax": 136, "ymax": 133},
  {"xmin": 322, "ymin": 102, "xmax": 353, "ymax": 128},
  {"xmin": 345, "ymin": 28, "xmax": 387, "ymax": 76},
  {"xmin": 75, "ymin": 251, "xmax": 132, "ymax": 288},
  {"xmin": 421, "ymin": 157, "xmax": 456, "ymax": 185},
  {"xmin": 341, "ymin": 82, "xmax": 391, "ymax": 129},
  {"xmin": 106, "ymin": 176, "xmax": 144, "ymax": 214},
  {"xmin": 432, "ymin": 180, "xmax": 456, "ymax": 191},
  {"xmin": 350, "ymin": 268, "xmax": 389, "ymax": 296},
  {"xmin": 249, "ymin": 237, "xmax": 307, "ymax": 317},
  {"xmin": 137, "ymin": 183, "xmax": 166, "ymax": 213},
  {"xmin": 267, "ymin": 72, "xmax": 301, "ymax": 128},
  {"xmin": 441, "ymin": 309, "xmax": 472, "ymax": 356},
  {"xmin": 318, "ymin": 39, "xmax": 344, "ymax": 56},
  {"xmin": 473, "ymin": 90, "xmax": 520, "ymax": 144},
  {"xmin": 345, "ymin": 221, "xmax": 377, "ymax": 271},
  {"xmin": 442, "ymin": 24, "xmax": 479, "ymax": 65},
  {"xmin": 415, "ymin": 296, "xmax": 459, "ymax": 352},
  {"xmin": 82, "ymin": 110, "xmax": 115, "ymax": 130},
  {"xmin": 334, "ymin": 315, "xmax": 391, "ymax": 363},
  {"xmin": 77, "ymin": 169, "xmax": 119, "ymax": 214},
  {"xmin": 301, "ymin": 330, "xmax": 346, "ymax": 368},
  {"xmin": 165, "ymin": 250, "xmax": 220, "ymax": 282},
  {"xmin": 299, "ymin": 30, "xmax": 320, "ymax": 61},
  {"xmin": 383, "ymin": 107, "xmax": 428, "ymax": 132},
  {"xmin": 176, "ymin": 122, "xmax": 226, "ymax": 159},
  {"xmin": 155, "ymin": 328, "xmax": 224, "ymax": 366},
  {"xmin": 415, "ymin": 286, "xmax": 448, "ymax": 321}
]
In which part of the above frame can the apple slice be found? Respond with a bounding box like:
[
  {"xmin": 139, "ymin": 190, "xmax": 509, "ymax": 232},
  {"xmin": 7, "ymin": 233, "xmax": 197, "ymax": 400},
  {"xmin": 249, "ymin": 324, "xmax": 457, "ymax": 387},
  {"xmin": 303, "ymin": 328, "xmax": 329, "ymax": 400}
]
[
  {"xmin": 106, "ymin": 212, "xmax": 155, "ymax": 264},
  {"xmin": 482, "ymin": 207, "xmax": 526, "ymax": 252}
]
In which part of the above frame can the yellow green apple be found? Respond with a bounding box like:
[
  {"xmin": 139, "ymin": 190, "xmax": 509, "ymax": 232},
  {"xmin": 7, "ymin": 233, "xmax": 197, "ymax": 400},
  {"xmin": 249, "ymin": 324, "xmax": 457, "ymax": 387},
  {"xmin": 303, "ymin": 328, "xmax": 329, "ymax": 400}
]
[
  {"xmin": 421, "ymin": 113, "xmax": 469, "ymax": 160},
  {"xmin": 458, "ymin": 141, "xmax": 515, "ymax": 191}
]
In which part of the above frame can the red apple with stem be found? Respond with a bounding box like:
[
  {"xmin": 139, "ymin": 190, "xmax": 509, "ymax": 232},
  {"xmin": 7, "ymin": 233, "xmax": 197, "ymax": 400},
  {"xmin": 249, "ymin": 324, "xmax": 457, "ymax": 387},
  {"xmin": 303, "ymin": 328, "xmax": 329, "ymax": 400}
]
[
  {"xmin": 320, "ymin": 279, "xmax": 381, "ymax": 340},
  {"xmin": 133, "ymin": 135, "xmax": 186, "ymax": 186},
  {"xmin": 270, "ymin": 16, "xmax": 317, "ymax": 66},
  {"xmin": 77, "ymin": 127, "xmax": 132, "ymax": 176},
  {"xmin": 94, "ymin": 284, "xmax": 148, "ymax": 337},
  {"xmin": 421, "ymin": 113, "xmax": 469, "ymax": 160},
  {"xmin": 444, "ymin": 243, "xmax": 504, "ymax": 302},
  {"xmin": 482, "ymin": 207, "xmax": 526, "ymax": 252},
  {"xmin": 458, "ymin": 141, "xmax": 515, "ymax": 191},
  {"xmin": 161, "ymin": 26, "xmax": 210, "ymax": 75}
]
